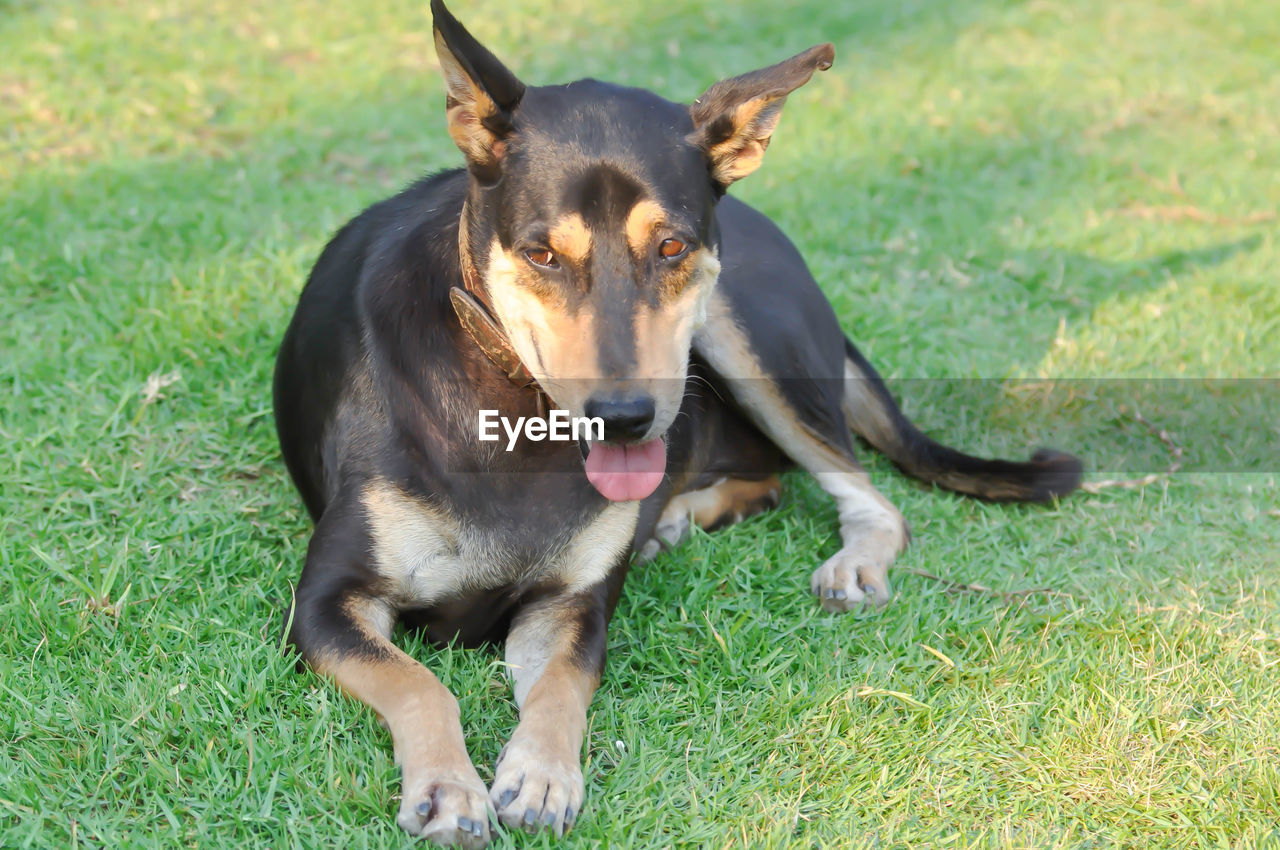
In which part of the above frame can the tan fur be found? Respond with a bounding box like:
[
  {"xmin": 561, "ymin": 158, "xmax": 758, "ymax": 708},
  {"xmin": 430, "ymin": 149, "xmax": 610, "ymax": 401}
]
[
  {"xmin": 630, "ymin": 247, "xmax": 720, "ymax": 432},
  {"xmin": 312, "ymin": 597, "xmax": 489, "ymax": 843},
  {"xmin": 484, "ymin": 239, "xmax": 600, "ymax": 407},
  {"xmin": 681, "ymin": 475, "xmax": 781, "ymax": 527},
  {"xmin": 503, "ymin": 597, "xmax": 596, "ymax": 708},
  {"xmin": 485, "ymin": 236, "xmax": 720, "ymax": 440},
  {"xmin": 548, "ymin": 213, "xmax": 593, "ymax": 266},
  {"xmin": 703, "ymin": 97, "xmax": 784, "ymax": 184},
  {"xmin": 509, "ymin": 656, "xmax": 595, "ymax": 748},
  {"xmin": 624, "ymin": 199, "xmax": 664, "ymax": 257},
  {"xmin": 435, "ymin": 31, "xmax": 506, "ymax": 170},
  {"xmin": 654, "ymin": 245, "xmax": 710, "ymax": 306},
  {"xmin": 689, "ymin": 44, "xmax": 833, "ymax": 186},
  {"xmin": 695, "ymin": 291, "xmax": 905, "ymax": 606},
  {"xmin": 364, "ymin": 479, "xmax": 636, "ymax": 604},
  {"xmin": 624, "ymin": 201, "xmax": 709, "ymax": 303},
  {"xmin": 492, "ymin": 597, "xmax": 599, "ymax": 835},
  {"xmin": 694, "ymin": 291, "xmax": 852, "ymax": 474},
  {"xmin": 638, "ymin": 475, "xmax": 782, "ymax": 562},
  {"xmin": 841, "ymin": 358, "xmax": 900, "ymax": 451},
  {"xmin": 363, "ymin": 481, "xmax": 502, "ymax": 605},
  {"xmin": 554, "ymin": 500, "xmax": 640, "ymax": 592}
]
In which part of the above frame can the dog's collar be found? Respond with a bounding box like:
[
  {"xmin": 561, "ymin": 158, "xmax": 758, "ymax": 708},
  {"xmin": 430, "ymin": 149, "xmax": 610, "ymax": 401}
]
[{"xmin": 450, "ymin": 263, "xmax": 542, "ymax": 392}]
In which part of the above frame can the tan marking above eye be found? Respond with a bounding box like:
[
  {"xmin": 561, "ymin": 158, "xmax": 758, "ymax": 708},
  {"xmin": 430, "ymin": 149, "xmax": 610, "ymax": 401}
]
[
  {"xmin": 625, "ymin": 200, "xmax": 666, "ymax": 257},
  {"xmin": 548, "ymin": 213, "xmax": 592, "ymax": 265}
]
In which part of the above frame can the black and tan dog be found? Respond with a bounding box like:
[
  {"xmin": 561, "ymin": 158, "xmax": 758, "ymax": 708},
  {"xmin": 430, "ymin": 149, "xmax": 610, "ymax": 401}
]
[{"xmin": 273, "ymin": 2, "xmax": 1081, "ymax": 844}]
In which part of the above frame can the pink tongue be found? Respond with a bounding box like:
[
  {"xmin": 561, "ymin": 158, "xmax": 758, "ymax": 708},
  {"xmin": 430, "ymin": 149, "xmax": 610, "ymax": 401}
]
[{"xmin": 584, "ymin": 439, "xmax": 667, "ymax": 502}]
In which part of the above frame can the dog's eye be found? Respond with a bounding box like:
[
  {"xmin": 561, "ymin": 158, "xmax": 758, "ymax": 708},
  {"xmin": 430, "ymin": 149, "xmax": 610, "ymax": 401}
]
[
  {"xmin": 524, "ymin": 248, "xmax": 559, "ymax": 269},
  {"xmin": 658, "ymin": 238, "xmax": 688, "ymax": 259}
]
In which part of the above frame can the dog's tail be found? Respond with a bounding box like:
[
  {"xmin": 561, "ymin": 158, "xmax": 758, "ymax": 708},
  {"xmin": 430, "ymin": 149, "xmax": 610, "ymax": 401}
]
[{"xmin": 841, "ymin": 338, "xmax": 1081, "ymax": 502}]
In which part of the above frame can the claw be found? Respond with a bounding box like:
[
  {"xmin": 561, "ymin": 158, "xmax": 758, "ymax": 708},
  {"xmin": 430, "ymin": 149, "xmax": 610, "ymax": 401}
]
[
  {"xmin": 523, "ymin": 808, "xmax": 538, "ymax": 827},
  {"xmin": 416, "ymin": 800, "xmax": 433, "ymax": 818},
  {"xmin": 497, "ymin": 788, "xmax": 517, "ymax": 808}
]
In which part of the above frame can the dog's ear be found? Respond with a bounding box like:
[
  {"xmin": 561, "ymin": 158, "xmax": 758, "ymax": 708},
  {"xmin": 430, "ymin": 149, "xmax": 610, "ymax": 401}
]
[
  {"xmin": 689, "ymin": 44, "xmax": 834, "ymax": 189},
  {"xmin": 431, "ymin": 0, "xmax": 526, "ymax": 181}
]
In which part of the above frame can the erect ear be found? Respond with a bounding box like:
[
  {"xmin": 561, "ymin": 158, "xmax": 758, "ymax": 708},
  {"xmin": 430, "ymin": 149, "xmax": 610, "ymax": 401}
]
[
  {"xmin": 431, "ymin": 0, "xmax": 526, "ymax": 181},
  {"xmin": 689, "ymin": 44, "xmax": 834, "ymax": 189}
]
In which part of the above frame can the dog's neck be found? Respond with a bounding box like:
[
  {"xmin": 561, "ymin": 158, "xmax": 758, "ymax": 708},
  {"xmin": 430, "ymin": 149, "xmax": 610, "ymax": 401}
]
[{"xmin": 452, "ymin": 201, "xmax": 544, "ymax": 398}]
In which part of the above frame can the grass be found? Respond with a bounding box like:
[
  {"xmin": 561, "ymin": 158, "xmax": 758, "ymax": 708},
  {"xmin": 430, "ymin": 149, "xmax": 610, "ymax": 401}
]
[{"xmin": 2, "ymin": 0, "xmax": 1278, "ymax": 846}]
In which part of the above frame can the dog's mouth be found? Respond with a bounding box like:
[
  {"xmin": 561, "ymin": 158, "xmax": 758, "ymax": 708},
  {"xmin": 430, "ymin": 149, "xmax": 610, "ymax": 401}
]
[{"xmin": 578, "ymin": 436, "xmax": 667, "ymax": 502}]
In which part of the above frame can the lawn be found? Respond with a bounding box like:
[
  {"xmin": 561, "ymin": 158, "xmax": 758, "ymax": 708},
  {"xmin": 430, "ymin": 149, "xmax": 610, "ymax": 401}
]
[{"xmin": 2, "ymin": 0, "xmax": 1278, "ymax": 846}]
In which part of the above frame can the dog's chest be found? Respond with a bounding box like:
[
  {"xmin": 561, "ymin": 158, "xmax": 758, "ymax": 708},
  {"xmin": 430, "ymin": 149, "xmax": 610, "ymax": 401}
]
[{"xmin": 361, "ymin": 481, "xmax": 636, "ymax": 606}]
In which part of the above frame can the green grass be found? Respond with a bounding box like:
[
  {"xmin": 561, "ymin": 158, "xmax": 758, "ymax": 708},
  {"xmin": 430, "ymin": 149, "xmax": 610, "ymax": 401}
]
[{"xmin": 3, "ymin": 0, "xmax": 1279, "ymax": 846}]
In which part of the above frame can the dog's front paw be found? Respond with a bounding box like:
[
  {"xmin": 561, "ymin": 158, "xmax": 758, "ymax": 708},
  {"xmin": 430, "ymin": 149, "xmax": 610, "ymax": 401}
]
[
  {"xmin": 489, "ymin": 736, "xmax": 584, "ymax": 837},
  {"xmin": 397, "ymin": 768, "xmax": 491, "ymax": 848},
  {"xmin": 810, "ymin": 548, "xmax": 893, "ymax": 611}
]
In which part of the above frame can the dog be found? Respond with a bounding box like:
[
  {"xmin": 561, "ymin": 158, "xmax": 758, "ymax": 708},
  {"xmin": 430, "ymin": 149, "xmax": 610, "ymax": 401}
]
[{"xmin": 272, "ymin": 1, "xmax": 1082, "ymax": 844}]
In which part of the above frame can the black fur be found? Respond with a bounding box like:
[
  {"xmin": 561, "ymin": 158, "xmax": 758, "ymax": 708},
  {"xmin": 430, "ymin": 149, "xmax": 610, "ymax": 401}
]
[{"xmin": 271, "ymin": 3, "xmax": 1080, "ymax": 840}]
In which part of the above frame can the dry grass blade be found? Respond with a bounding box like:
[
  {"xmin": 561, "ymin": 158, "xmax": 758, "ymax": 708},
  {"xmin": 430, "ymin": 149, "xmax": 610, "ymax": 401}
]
[
  {"xmin": 902, "ymin": 567, "xmax": 1075, "ymax": 602},
  {"xmin": 1081, "ymin": 411, "xmax": 1184, "ymax": 494},
  {"xmin": 1118, "ymin": 203, "xmax": 1275, "ymax": 225}
]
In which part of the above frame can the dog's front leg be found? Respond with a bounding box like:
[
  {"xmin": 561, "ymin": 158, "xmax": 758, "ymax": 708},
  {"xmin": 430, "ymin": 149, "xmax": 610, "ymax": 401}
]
[
  {"xmin": 289, "ymin": 504, "xmax": 490, "ymax": 847},
  {"xmin": 491, "ymin": 587, "xmax": 610, "ymax": 836}
]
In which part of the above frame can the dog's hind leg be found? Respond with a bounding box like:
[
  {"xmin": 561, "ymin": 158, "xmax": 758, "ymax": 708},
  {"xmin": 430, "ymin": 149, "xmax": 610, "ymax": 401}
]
[
  {"xmin": 694, "ymin": 290, "xmax": 906, "ymax": 609},
  {"xmin": 288, "ymin": 502, "xmax": 491, "ymax": 848},
  {"xmin": 636, "ymin": 475, "xmax": 782, "ymax": 561}
]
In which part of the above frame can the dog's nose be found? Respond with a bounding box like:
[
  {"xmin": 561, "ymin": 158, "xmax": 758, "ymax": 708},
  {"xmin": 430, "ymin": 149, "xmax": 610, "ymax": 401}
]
[{"xmin": 584, "ymin": 396, "xmax": 656, "ymax": 442}]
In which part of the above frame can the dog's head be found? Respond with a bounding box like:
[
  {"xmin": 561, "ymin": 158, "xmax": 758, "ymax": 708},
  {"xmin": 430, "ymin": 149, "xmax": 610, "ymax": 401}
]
[{"xmin": 432, "ymin": 0, "xmax": 832, "ymax": 500}]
